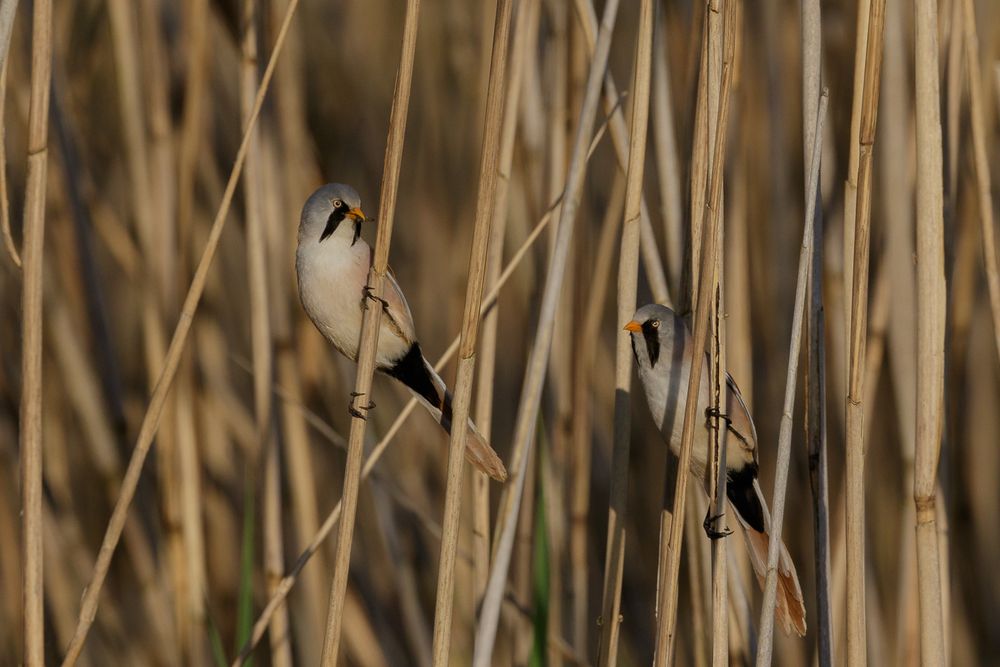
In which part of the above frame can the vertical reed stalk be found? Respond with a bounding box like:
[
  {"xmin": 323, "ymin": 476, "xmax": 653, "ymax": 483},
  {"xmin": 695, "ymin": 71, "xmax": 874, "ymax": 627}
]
[
  {"xmin": 429, "ymin": 0, "xmax": 512, "ymax": 662},
  {"xmin": 61, "ymin": 2, "xmax": 303, "ymax": 662},
  {"xmin": 20, "ymin": 0, "xmax": 52, "ymax": 663},
  {"xmin": 961, "ymin": 0, "xmax": 1000, "ymax": 364},
  {"xmin": 652, "ymin": 5, "xmax": 683, "ymax": 294},
  {"xmin": 317, "ymin": 1, "xmax": 421, "ymax": 664},
  {"xmin": 844, "ymin": 2, "xmax": 886, "ymax": 664},
  {"xmin": 597, "ymin": 1, "xmax": 654, "ymax": 663},
  {"xmin": 472, "ymin": 0, "xmax": 539, "ymax": 610},
  {"xmin": 654, "ymin": 2, "xmax": 736, "ymax": 662},
  {"xmin": 755, "ymin": 89, "xmax": 827, "ymax": 666},
  {"xmin": 800, "ymin": 2, "xmax": 832, "ymax": 664},
  {"xmin": 0, "ymin": 54, "xmax": 17, "ymax": 268},
  {"xmin": 913, "ymin": 0, "xmax": 946, "ymax": 663},
  {"xmin": 471, "ymin": 1, "xmax": 623, "ymax": 662}
]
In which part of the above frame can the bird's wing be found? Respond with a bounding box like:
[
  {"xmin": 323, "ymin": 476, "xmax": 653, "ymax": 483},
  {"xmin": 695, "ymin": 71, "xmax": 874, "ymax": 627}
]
[
  {"xmin": 364, "ymin": 246, "xmax": 416, "ymax": 347},
  {"xmin": 724, "ymin": 371, "xmax": 758, "ymax": 466}
]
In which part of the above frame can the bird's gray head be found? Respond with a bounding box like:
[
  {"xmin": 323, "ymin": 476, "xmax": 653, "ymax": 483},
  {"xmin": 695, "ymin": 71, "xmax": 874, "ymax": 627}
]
[
  {"xmin": 624, "ymin": 303, "xmax": 685, "ymax": 369},
  {"xmin": 300, "ymin": 183, "xmax": 368, "ymax": 244}
]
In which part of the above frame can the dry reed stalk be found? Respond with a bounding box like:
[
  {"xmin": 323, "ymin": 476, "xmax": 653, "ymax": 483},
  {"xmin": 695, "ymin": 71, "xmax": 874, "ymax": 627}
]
[
  {"xmin": 913, "ymin": 0, "xmax": 947, "ymax": 663},
  {"xmin": 471, "ymin": 0, "xmax": 539, "ymax": 610},
  {"xmin": 571, "ymin": 169, "xmax": 626, "ymax": 652},
  {"xmin": 59, "ymin": 1, "xmax": 304, "ymax": 662},
  {"xmin": 237, "ymin": 0, "xmax": 289, "ymax": 663},
  {"xmin": 962, "ymin": 0, "xmax": 1000, "ymax": 365},
  {"xmin": 652, "ymin": 5, "xmax": 683, "ymax": 293},
  {"xmin": 428, "ymin": 0, "xmax": 513, "ymax": 662},
  {"xmin": 317, "ymin": 1, "xmax": 421, "ymax": 663},
  {"xmin": 944, "ymin": 0, "xmax": 963, "ymax": 209},
  {"xmin": 800, "ymin": 2, "xmax": 831, "ymax": 665},
  {"xmin": 596, "ymin": 1, "xmax": 655, "ymax": 663},
  {"xmin": 176, "ymin": 0, "xmax": 209, "ymax": 261},
  {"xmin": 755, "ymin": 89, "xmax": 828, "ymax": 666},
  {"xmin": 704, "ymin": 3, "xmax": 733, "ymax": 664},
  {"xmin": 471, "ymin": 1, "xmax": 623, "ymax": 662},
  {"xmin": 843, "ymin": 1, "xmax": 886, "ymax": 663},
  {"xmin": 654, "ymin": 2, "xmax": 737, "ymax": 662},
  {"xmin": 0, "ymin": 55, "xmax": 17, "ymax": 269},
  {"xmin": 684, "ymin": 17, "xmax": 710, "ymax": 313},
  {"xmin": 19, "ymin": 0, "xmax": 51, "ymax": 663},
  {"xmin": 842, "ymin": 0, "xmax": 872, "ymax": 370},
  {"xmin": 570, "ymin": 0, "xmax": 671, "ymax": 306}
]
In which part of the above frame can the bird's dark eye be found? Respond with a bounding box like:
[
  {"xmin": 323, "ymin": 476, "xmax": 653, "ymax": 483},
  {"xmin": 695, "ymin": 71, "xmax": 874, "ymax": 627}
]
[
  {"xmin": 651, "ymin": 319, "xmax": 660, "ymax": 328},
  {"xmin": 332, "ymin": 199, "xmax": 343, "ymax": 209}
]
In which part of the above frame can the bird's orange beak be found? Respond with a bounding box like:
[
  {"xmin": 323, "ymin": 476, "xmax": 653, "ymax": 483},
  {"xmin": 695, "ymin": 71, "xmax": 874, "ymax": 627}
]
[
  {"xmin": 623, "ymin": 320, "xmax": 642, "ymax": 333},
  {"xmin": 346, "ymin": 207, "xmax": 367, "ymax": 222}
]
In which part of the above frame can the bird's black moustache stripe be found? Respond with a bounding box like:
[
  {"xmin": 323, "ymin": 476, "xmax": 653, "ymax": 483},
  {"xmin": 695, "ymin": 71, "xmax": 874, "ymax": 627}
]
[
  {"xmin": 641, "ymin": 321, "xmax": 660, "ymax": 367},
  {"xmin": 319, "ymin": 211, "xmax": 362, "ymax": 246},
  {"xmin": 320, "ymin": 210, "xmax": 343, "ymax": 242}
]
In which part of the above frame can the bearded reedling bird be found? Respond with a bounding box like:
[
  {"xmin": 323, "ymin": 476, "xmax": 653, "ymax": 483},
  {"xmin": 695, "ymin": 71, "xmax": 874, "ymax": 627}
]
[
  {"xmin": 625, "ymin": 303, "xmax": 806, "ymax": 636},
  {"xmin": 295, "ymin": 183, "xmax": 507, "ymax": 482}
]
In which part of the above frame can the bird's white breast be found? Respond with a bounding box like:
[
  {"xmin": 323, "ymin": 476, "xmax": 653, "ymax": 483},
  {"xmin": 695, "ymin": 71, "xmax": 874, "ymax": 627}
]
[{"xmin": 296, "ymin": 232, "xmax": 369, "ymax": 361}]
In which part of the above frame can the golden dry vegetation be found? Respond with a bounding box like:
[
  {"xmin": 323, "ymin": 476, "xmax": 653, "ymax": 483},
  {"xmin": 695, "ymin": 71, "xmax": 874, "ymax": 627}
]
[{"xmin": 2, "ymin": 0, "xmax": 1000, "ymax": 665}]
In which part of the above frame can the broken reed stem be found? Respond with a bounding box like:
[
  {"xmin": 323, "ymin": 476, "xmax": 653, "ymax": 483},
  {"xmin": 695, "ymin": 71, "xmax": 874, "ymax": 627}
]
[
  {"xmin": 962, "ymin": 0, "xmax": 1000, "ymax": 366},
  {"xmin": 20, "ymin": 0, "xmax": 52, "ymax": 664},
  {"xmin": 60, "ymin": 1, "xmax": 303, "ymax": 662},
  {"xmin": 913, "ymin": 0, "xmax": 946, "ymax": 664},
  {"xmin": 429, "ymin": 0, "xmax": 512, "ymax": 662},
  {"xmin": 597, "ymin": 1, "xmax": 654, "ymax": 663},
  {"xmin": 317, "ymin": 1, "xmax": 420, "ymax": 664},
  {"xmin": 844, "ymin": 1, "xmax": 886, "ymax": 664},
  {"xmin": 755, "ymin": 89, "xmax": 828, "ymax": 666},
  {"xmin": 472, "ymin": 2, "xmax": 622, "ymax": 662},
  {"xmin": 234, "ymin": 191, "xmax": 570, "ymax": 666},
  {"xmin": 654, "ymin": 2, "xmax": 737, "ymax": 663}
]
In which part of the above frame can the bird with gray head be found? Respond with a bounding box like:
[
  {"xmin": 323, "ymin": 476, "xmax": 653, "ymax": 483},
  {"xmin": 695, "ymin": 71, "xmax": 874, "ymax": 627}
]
[
  {"xmin": 296, "ymin": 183, "xmax": 507, "ymax": 482},
  {"xmin": 625, "ymin": 303, "xmax": 806, "ymax": 637}
]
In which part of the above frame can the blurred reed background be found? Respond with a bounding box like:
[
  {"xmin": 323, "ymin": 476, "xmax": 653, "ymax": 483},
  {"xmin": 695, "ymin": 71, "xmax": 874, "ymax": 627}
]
[{"xmin": 1, "ymin": 0, "xmax": 1000, "ymax": 664}]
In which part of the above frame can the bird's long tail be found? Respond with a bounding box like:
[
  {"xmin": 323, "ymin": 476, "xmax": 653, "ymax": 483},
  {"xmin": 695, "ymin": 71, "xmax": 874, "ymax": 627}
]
[
  {"xmin": 385, "ymin": 343, "xmax": 507, "ymax": 482},
  {"xmin": 729, "ymin": 477, "xmax": 807, "ymax": 637}
]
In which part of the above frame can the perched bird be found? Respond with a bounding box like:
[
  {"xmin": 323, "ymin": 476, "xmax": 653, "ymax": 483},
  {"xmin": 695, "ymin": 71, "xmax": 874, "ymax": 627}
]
[
  {"xmin": 295, "ymin": 183, "xmax": 507, "ymax": 482},
  {"xmin": 625, "ymin": 303, "xmax": 806, "ymax": 637}
]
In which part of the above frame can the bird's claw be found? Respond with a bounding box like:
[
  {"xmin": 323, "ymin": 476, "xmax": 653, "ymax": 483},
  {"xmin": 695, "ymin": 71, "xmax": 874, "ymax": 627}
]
[
  {"xmin": 362, "ymin": 285, "xmax": 389, "ymax": 310},
  {"xmin": 348, "ymin": 393, "xmax": 376, "ymax": 420},
  {"xmin": 703, "ymin": 510, "xmax": 733, "ymax": 540},
  {"xmin": 704, "ymin": 406, "xmax": 732, "ymax": 429}
]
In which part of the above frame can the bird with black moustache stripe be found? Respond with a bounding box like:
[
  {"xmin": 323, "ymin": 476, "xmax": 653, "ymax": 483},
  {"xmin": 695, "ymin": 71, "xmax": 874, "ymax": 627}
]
[
  {"xmin": 295, "ymin": 183, "xmax": 507, "ymax": 482},
  {"xmin": 625, "ymin": 303, "xmax": 806, "ymax": 637}
]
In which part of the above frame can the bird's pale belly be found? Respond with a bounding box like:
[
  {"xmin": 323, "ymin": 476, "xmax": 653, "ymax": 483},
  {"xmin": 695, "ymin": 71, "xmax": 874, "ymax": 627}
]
[{"xmin": 296, "ymin": 240, "xmax": 409, "ymax": 368}]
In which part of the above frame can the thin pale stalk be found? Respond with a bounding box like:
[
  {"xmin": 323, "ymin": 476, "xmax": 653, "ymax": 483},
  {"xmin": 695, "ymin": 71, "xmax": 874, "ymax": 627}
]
[
  {"xmin": 472, "ymin": 0, "xmax": 539, "ymax": 609},
  {"xmin": 317, "ymin": 1, "xmax": 421, "ymax": 663},
  {"xmin": 652, "ymin": 3, "xmax": 683, "ymax": 293},
  {"xmin": 571, "ymin": 0, "xmax": 671, "ymax": 306},
  {"xmin": 844, "ymin": 2, "xmax": 887, "ymax": 664},
  {"xmin": 596, "ymin": 1, "xmax": 654, "ymax": 663},
  {"xmin": 755, "ymin": 90, "xmax": 828, "ymax": 666},
  {"xmin": 571, "ymin": 169, "xmax": 625, "ymax": 652},
  {"xmin": 19, "ymin": 0, "xmax": 51, "ymax": 663},
  {"xmin": 429, "ymin": 0, "xmax": 513, "ymax": 662},
  {"xmin": 654, "ymin": 2, "xmax": 737, "ymax": 662},
  {"xmin": 470, "ymin": 0, "xmax": 623, "ymax": 662},
  {"xmin": 0, "ymin": 55, "xmax": 17, "ymax": 268},
  {"xmin": 60, "ymin": 2, "xmax": 304, "ymax": 662},
  {"xmin": 914, "ymin": 0, "xmax": 946, "ymax": 663},
  {"xmin": 843, "ymin": 0, "xmax": 872, "ymax": 369},
  {"xmin": 962, "ymin": 0, "xmax": 1000, "ymax": 365}
]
